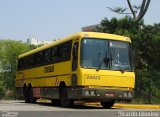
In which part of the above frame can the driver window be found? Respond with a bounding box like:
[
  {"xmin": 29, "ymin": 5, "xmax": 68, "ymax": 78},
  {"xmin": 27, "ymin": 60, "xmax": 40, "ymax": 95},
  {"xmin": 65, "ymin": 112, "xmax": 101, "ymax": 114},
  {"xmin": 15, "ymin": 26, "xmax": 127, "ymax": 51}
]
[{"xmin": 72, "ymin": 42, "xmax": 79, "ymax": 71}]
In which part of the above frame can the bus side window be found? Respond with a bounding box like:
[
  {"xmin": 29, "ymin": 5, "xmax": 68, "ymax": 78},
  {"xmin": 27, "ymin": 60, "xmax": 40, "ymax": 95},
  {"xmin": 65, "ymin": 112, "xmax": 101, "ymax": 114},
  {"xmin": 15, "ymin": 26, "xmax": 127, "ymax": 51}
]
[
  {"xmin": 29, "ymin": 54, "xmax": 34, "ymax": 67},
  {"xmin": 72, "ymin": 42, "xmax": 79, "ymax": 71},
  {"xmin": 18, "ymin": 58, "xmax": 23, "ymax": 70},
  {"xmin": 44, "ymin": 49, "xmax": 51, "ymax": 64},
  {"xmin": 59, "ymin": 41, "xmax": 72, "ymax": 61},
  {"xmin": 51, "ymin": 46, "xmax": 58, "ymax": 63},
  {"xmin": 36, "ymin": 51, "xmax": 44, "ymax": 66},
  {"xmin": 24, "ymin": 57, "xmax": 29, "ymax": 69}
]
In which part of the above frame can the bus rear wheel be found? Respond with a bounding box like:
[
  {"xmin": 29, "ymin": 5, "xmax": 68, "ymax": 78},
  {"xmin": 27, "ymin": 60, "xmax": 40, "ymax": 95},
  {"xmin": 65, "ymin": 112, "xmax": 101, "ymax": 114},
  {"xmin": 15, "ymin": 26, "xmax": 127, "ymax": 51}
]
[
  {"xmin": 23, "ymin": 85, "xmax": 29, "ymax": 103},
  {"xmin": 51, "ymin": 99, "xmax": 60, "ymax": 106},
  {"xmin": 100, "ymin": 100, "xmax": 115, "ymax": 109},
  {"xmin": 28, "ymin": 87, "xmax": 37, "ymax": 103},
  {"xmin": 59, "ymin": 84, "xmax": 74, "ymax": 107}
]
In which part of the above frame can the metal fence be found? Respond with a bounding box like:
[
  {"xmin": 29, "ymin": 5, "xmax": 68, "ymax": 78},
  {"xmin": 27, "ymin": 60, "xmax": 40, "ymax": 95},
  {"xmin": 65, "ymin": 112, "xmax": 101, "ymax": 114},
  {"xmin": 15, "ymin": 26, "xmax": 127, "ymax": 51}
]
[{"xmin": 134, "ymin": 70, "xmax": 160, "ymax": 104}]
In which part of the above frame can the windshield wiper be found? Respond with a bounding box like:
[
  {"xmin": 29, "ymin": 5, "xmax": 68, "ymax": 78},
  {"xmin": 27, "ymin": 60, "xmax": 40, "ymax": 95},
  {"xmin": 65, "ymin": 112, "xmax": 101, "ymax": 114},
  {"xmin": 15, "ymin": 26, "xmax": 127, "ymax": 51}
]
[
  {"xmin": 96, "ymin": 52, "xmax": 102, "ymax": 71},
  {"xmin": 96, "ymin": 52, "xmax": 110, "ymax": 71},
  {"xmin": 117, "ymin": 65, "xmax": 125, "ymax": 73}
]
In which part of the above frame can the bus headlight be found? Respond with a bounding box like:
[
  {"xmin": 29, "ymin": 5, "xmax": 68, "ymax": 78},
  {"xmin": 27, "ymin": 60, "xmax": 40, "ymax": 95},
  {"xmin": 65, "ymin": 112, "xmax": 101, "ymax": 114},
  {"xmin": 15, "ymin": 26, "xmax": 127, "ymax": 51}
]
[
  {"xmin": 123, "ymin": 92, "xmax": 127, "ymax": 98},
  {"xmin": 90, "ymin": 90, "xmax": 96, "ymax": 96},
  {"xmin": 84, "ymin": 90, "xmax": 96, "ymax": 96},
  {"xmin": 85, "ymin": 90, "xmax": 90, "ymax": 96},
  {"xmin": 128, "ymin": 92, "xmax": 132, "ymax": 98}
]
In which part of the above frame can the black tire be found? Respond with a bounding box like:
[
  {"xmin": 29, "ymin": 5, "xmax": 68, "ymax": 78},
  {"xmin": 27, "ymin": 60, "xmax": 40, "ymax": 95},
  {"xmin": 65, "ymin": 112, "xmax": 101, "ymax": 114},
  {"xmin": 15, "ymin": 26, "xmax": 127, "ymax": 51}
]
[
  {"xmin": 59, "ymin": 84, "xmax": 74, "ymax": 107},
  {"xmin": 28, "ymin": 87, "xmax": 37, "ymax": 103},
  {"xmin": 100, "ymin": 100, "xmax": 115, "ymax": 109},
  {"xmin": 51, "ymin": 99, "xmax": 61, "ymax": 106},
  {"xmin": 23, "ymin": 85, "xmax": 29, "ymax": 103}
]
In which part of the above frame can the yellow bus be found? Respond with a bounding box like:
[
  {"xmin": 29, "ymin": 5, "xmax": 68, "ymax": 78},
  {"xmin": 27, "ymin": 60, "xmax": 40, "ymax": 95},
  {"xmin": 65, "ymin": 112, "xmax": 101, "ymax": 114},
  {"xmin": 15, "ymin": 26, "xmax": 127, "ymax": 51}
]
[{"xmin": 15, "ymin": 32, "xmax": 135, "ymax": 108}]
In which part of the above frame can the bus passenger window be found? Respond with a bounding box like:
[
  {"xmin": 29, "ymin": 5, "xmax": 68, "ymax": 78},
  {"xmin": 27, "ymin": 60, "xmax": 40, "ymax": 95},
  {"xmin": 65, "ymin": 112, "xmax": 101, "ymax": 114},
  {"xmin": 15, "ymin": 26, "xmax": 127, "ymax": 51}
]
[
  {"xmin": 50, "ymin": 46, "xmax": 58, "ymax": 63},
  {"xmin": 44, "ymin": 49, "xmax": 51, "ymax": 64}
]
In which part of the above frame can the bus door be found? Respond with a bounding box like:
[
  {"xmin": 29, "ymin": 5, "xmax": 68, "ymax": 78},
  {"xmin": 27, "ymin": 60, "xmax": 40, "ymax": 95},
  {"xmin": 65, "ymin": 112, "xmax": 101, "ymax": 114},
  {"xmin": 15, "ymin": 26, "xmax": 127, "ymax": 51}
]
[{"xmin": 71, "ymin": 41, "xmax": 79, "ymax": 87}]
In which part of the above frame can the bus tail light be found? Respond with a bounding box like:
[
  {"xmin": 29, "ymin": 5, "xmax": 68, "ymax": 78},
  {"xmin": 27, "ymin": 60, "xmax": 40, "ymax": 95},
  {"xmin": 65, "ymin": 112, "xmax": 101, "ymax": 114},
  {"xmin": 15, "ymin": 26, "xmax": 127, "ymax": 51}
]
[{"xmin": 129, "ymin": 87, "xmax": 133, "ymax": 91}]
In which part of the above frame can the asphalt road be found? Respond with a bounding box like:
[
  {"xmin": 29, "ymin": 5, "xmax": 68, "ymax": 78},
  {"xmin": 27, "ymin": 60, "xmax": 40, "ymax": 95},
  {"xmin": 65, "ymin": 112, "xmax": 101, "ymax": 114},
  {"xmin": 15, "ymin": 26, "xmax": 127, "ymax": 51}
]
[{"xmin": 0, "ymin": 101, "xmax": 159, "ymax": 117}]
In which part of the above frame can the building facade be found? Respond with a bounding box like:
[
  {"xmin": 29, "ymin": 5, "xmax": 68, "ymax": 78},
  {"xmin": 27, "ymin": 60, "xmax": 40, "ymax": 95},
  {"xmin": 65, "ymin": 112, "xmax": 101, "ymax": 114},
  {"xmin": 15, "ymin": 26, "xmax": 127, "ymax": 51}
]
[{"xmin": 27, "ymin": 38, "xmax": 52, "ymax": 45}]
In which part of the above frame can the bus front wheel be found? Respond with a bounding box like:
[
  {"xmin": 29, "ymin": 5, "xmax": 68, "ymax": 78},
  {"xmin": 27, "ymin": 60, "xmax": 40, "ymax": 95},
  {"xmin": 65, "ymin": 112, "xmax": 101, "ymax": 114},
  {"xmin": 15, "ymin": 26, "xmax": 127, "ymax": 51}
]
[
  {"xmin": 59, "ymin": 84, "xmax": 74, "ymax": 107},
  {"xmin": 100, "ymin": 100, "xmax": 115, "ymax": 109}
]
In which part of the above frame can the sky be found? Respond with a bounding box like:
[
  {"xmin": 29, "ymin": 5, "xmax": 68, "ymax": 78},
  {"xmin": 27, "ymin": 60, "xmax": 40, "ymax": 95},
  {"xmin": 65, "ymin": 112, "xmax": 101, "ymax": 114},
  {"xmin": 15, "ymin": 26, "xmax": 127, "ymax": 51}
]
[{"xmin": 0, "ymin": 0, "xmax": 159, "ymax": 42}]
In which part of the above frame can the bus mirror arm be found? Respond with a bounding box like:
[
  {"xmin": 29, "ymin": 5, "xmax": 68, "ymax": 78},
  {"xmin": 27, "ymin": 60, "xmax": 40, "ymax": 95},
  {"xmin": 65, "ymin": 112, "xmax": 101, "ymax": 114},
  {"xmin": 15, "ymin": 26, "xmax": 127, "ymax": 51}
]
[
  {"xmin": 96, "ymin": 54, "xmax": 110, "ymax": 71},
  {"xmin": 73, "ymin": 44, "xmax": 78, "ymax": 59}
]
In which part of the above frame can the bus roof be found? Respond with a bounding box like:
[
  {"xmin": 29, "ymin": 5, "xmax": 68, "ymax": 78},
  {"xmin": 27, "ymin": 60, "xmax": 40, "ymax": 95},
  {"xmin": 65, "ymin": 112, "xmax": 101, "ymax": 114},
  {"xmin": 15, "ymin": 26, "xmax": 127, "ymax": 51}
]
[{"xmin": 18, "ymin": 32, "xmax": 131, "ymax": 58}]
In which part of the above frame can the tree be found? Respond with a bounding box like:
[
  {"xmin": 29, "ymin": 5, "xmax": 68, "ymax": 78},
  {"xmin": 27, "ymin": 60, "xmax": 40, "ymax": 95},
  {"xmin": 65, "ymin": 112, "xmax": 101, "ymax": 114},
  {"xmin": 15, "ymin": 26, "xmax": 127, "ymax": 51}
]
[
  {"xmin": 0, "ymin": 80, "xmax": 5, "ymax": 99},
  {"xmin": 141, "ymin": 23, "xmax": 160, "ymax": 69},
  {"xmin": 107, "ymin": 0, "xmax": 151, "ymax": 22},
  {"xmin": 0, "ymin": 40, "xmax": 42, "ymax": 98},
  {"xmin": 0, "ymin": 40, "xmax": 31, "ymax": 97}
]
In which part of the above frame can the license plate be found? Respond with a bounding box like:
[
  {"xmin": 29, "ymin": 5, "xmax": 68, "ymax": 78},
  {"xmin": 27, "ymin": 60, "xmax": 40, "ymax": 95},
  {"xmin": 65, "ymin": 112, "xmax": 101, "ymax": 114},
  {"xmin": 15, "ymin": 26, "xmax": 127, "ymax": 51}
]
[{"xmin": 105, "ymin": 93, "xmax": 115, "ymax": 97}]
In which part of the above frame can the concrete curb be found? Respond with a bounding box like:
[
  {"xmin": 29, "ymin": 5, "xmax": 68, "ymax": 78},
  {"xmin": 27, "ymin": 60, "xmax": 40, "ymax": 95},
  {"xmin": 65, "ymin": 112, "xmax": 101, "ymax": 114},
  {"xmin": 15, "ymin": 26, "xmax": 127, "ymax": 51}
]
[
  {"xmin": 114, "ymin": 103, "xmax": 160, "ymax": 109},
  {"xmin": 84, "ymin": 102, "xmax": 160, "ymax": 109}
]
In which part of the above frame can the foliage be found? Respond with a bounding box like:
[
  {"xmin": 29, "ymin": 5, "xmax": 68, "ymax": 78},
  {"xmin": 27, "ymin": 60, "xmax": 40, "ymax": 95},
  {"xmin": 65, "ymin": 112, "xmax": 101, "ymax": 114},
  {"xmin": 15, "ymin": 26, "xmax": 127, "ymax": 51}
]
[
  {"xmin": 0, "ymin": 80, "xmax": 5, "ymax": 99},
  {"xmin": 98, "ymin": 16, "xmax": 143, "ymax": 37},
  {"xmin": 0, "ymin": 40, "xmax": 33, "ymax": 98},
  {"xmin": 135, "ymin": 70, "xmax": 160, "ymax": 103}
]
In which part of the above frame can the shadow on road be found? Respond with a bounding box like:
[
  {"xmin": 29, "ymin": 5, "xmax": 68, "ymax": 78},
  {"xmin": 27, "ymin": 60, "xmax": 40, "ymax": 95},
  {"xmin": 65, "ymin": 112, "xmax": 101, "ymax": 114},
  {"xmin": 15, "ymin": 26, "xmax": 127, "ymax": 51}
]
[{"xmin": 28, "ymin": 101, "xmax": 118, "ymax": 110}]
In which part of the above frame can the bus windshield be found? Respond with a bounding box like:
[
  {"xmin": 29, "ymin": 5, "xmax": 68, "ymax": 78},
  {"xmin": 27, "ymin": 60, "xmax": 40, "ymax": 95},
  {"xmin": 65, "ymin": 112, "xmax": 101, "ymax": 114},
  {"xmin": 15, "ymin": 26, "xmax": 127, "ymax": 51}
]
[{"xmin": 81, "ymin": 38, "xmax": 133, "ymax": 71}]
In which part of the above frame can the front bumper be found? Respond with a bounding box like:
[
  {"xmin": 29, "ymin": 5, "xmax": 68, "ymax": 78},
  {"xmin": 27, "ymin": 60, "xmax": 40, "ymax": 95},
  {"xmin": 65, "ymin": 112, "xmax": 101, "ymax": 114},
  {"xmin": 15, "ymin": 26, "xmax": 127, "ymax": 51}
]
[{"xmin": 69, "ymin": 87, "xmax": 134, "ymax": 101}]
